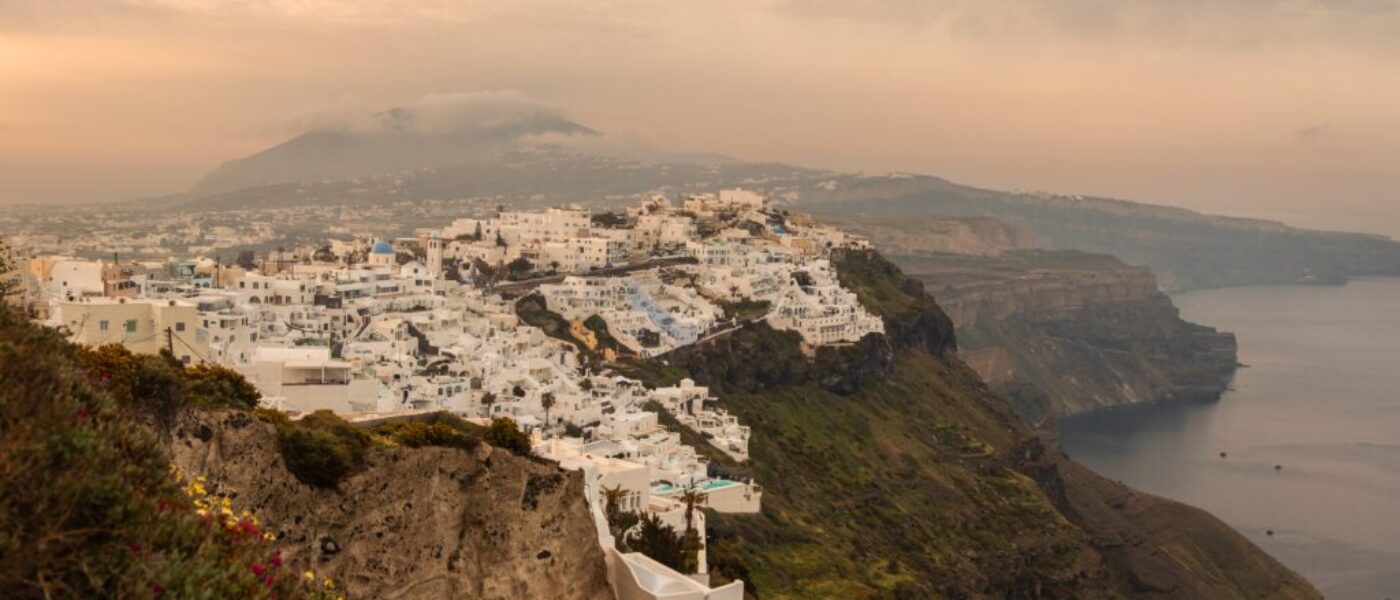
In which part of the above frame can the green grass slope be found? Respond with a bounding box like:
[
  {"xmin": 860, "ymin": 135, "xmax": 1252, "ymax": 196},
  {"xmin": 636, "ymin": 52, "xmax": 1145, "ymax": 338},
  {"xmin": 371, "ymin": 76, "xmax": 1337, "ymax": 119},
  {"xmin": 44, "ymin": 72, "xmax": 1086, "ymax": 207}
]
[{"xmin": 680, "ymin": 251, "xmax": 1319, "ymax": 599}]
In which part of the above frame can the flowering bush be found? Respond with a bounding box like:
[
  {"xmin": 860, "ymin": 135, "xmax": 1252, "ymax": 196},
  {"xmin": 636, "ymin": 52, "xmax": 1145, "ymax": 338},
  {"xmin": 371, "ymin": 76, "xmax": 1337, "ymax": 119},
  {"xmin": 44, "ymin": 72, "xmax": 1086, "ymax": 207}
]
[{"xmin": 0, "ymin": 312, "xmax": 341, "ymax": 598}]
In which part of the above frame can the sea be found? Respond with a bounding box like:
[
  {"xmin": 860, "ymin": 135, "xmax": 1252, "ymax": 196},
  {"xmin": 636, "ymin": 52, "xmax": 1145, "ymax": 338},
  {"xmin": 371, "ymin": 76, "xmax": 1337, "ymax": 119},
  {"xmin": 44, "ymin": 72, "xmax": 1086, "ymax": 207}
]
[{"xmin": 1059, "ymin": 277, "xmax": 1400, "ymax": 600}]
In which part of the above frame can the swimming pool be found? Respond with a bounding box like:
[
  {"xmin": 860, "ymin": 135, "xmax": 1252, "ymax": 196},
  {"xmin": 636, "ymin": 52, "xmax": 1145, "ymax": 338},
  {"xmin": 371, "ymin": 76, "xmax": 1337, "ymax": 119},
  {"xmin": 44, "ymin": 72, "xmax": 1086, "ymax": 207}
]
[{"xmin": 651, "ymin": 479, "xmax": 738, "ymax": 496}]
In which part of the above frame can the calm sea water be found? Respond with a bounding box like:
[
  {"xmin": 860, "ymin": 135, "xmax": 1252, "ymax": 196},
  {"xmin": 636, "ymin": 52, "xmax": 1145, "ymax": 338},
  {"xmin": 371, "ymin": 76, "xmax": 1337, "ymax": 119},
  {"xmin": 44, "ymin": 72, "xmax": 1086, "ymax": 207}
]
[{"xmin": 1059, "ymin": 278, "xmax": 1400, "ymax": 600}]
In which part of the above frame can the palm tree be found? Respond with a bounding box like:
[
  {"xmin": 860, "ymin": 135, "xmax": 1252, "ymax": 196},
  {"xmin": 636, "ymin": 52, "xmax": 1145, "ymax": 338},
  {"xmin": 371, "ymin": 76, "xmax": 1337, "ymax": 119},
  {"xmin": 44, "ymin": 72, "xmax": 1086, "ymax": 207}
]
[
  {"xmin": 677, "ymin": 485, "xmax": 705, "ymax": 574},
  {"xmin": 678, "ymin": 486, "xmax": 704, "ymax": 534},
  {"xmin": 541, "ymin": 392, "xmax": 557, "ymax": 426}
]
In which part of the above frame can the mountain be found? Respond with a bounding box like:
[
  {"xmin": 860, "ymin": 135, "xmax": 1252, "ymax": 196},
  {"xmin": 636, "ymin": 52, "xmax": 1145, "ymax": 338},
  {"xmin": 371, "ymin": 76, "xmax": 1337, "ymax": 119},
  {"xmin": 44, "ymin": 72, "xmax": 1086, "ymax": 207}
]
[
  {"xmin": 193, "ymin": 107, "xmax": 598, "ymax": 195},
  {"xmin": 184, "ymin": 123, "xmax": 1400, "ymax": 291}
]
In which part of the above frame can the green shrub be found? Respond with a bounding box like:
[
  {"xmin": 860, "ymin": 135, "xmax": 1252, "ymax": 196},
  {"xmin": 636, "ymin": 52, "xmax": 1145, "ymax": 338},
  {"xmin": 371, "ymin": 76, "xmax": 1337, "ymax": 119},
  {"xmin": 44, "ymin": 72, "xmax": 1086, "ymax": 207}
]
[
  {"xmin": 275, "ymin": 410, "xmax": 370, "ymax": 488},
  {"xmin": 74, "ymin": 344, "xmax": 266, "ymax": 418},
  {"xmin": 625, "ymin": 514, "xmax": 688, "ymax": 572},
  {"xmin": 373, "ymin": 420, "xmax": 480, "ymax": 451},
  {"xmin": 74, "ymin": 344, "xmax": 189, "ymax": 425},
  {"xmin": 254, "ymin": 407, "xmax": 292, "ymax": 428},
  {"xmin": 0, "ymin": 311, "xmax": 327, "ymax": 598},
  {"xmin": 277, "ymin": 428, "xmax": 362, "ymax": 488},
  {"xmin": 483, "ymin": 417, "xmax": 533, "ymax": 457},
  {"xmin": 186, "ymin": 364, "xmax": 261, "ymax": 410}
]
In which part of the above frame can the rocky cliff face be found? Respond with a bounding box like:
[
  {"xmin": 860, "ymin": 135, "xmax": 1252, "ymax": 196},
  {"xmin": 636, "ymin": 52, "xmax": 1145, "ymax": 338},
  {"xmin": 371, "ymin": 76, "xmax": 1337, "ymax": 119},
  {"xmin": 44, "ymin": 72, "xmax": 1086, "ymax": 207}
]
[
  {"xmin": 670, "ymin": 251, "xmax": 1316, "ymax": 599},
  {"xmin": 893, "ymin": 251, "xmax": 1237, "ymax": 422},
  {"xmin": 166, "ymin": 411, "xmax": 612, "ymax": 600},
  {"xmin": 836, "ymin": 215, "xmax": 1036, "ymax": 257}
]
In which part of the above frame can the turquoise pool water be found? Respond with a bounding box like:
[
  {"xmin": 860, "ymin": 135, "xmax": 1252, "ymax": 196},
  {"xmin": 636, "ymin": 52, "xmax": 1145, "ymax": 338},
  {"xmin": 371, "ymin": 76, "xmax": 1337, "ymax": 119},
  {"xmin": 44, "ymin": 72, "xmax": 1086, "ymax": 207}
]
[{"xmin": 651, "ymin": 479, "xmax": 737, "ymax": 495}]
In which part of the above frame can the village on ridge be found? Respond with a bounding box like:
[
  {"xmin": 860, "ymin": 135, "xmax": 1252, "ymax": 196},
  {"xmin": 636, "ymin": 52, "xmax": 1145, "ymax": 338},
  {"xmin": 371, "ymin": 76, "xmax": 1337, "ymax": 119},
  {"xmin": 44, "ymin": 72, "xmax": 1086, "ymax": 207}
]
[{"xmin": 9, "ymin": 189, "xmax": 884, "ymax": 599}]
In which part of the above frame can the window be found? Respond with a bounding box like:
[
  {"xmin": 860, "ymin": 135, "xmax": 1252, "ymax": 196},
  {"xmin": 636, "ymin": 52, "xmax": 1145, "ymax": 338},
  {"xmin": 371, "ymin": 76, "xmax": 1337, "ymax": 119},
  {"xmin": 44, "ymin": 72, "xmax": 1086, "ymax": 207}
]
[
  {"xmin": 175, "ymin": 322, "xmax": 186, "ymax": 332},
  {"xmin": 124, "ymin": 320, "xmax": 137, "ymax": 333},
  {"xmin": 99, "ymin": 320, "xmax": 109, "ymax": 331},
  {"xmin": 180, "ymin": 355, "xmax": 191, "ymax": 365}
]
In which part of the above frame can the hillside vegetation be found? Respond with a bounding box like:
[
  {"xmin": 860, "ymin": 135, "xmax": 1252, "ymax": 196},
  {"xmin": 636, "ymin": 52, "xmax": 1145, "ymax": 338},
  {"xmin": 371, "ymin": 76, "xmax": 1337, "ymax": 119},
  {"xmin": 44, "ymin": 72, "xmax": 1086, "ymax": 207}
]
[
  {"xmin": 0, "ymin": 312, "xmax": 336, "ymax": 599},
  {"xmin": 676, "ymin": 251, "xmax": 1319, "ymax": 599},
  {"xmin": 0, "ymin": 311, "xmax": 610, "ymax": 600}
]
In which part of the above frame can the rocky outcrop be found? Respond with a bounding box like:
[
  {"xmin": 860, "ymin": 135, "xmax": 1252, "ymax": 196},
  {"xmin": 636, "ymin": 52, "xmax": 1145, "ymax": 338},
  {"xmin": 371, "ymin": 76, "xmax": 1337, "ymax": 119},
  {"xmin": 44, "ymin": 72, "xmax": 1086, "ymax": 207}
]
[
  {"xmin": 894, "ymin": 250, "xmax": 1236, "ymax": 422},
  {"xmin": 689, "ymin": 252, "xmax": 1317, "ymax": 599},
  {"xmin": 166, "ymin": 411, "xmax": 612, "ymax": 600}
]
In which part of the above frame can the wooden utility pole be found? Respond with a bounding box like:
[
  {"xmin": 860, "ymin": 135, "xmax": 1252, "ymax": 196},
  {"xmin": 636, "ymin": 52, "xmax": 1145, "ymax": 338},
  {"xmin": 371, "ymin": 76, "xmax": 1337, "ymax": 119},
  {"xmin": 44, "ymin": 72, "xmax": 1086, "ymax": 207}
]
[{"xmin": 165, "ymin": 326, "xmax": 174, "ymax": 354}]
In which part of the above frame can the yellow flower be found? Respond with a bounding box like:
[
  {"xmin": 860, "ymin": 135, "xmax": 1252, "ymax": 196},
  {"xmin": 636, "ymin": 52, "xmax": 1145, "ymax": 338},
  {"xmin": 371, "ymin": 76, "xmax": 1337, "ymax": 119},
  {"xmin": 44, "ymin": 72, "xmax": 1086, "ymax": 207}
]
[
  {"xmin": 304, "ymin": 571, "xmax": 315, "ymax": 581},
  {"xmin": 323, "ymin": 577, "xmax": 334, "ymax": 589},
  {"xmin": 263, "ymin": 532, "xmax": 276, "ymax": 541}
]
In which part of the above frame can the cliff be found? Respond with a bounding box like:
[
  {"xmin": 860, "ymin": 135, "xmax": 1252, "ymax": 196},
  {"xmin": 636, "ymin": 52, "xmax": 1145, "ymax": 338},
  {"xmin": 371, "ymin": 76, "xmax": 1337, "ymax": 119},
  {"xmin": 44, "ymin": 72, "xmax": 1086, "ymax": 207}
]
[
  {"xmin": 661, "ymin": 251, "xmax": 1311, "ymax": 599},
  {"xmin": 165, "ymin": 410, "xmax": 613, "ymax": 600},
  {"xmin": 836, "ymin": 215, "xmax": 1035, "ymax": 258},
  {"xmin": 891, "ymin": 251, "xmax": 1237, "ymax": 422},
  {"xmin": 803, "ymin": 176, "xmax": 1400, "ymax": 291},
  {"xmin": 0, "ymin": 311, "xmax": 612, "ymax": 600}
]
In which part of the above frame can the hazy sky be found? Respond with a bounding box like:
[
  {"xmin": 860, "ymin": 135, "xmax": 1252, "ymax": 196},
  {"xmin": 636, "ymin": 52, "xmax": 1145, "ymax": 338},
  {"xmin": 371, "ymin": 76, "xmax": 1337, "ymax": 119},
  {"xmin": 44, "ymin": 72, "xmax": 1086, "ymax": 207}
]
[{"xmin": 2, "ymin": 0, "xmax": 1398, "ymax": 235}]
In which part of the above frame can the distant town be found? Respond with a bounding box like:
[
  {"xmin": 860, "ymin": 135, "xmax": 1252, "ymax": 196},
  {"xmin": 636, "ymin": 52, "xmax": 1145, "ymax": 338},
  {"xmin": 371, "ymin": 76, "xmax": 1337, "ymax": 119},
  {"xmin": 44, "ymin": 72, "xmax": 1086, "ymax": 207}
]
[{"xmin": 2, "ymin": 188, "xmax": 884, "ymax": 599}]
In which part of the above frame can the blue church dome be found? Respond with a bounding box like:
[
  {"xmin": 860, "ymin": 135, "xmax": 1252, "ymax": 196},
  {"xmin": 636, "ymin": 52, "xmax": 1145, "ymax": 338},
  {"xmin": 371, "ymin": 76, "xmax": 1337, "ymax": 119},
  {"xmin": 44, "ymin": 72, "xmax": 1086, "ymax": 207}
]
[{"xmin": 371, "ymin": 241, "xmax": 394, "ymax": 255}]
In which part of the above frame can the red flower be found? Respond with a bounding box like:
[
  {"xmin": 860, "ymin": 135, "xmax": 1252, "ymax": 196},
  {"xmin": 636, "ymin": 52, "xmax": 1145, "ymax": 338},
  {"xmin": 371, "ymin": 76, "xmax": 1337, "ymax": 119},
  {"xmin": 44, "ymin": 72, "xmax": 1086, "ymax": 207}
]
[
  {"xmin": 264, "ymin": 574, "xmax": 275, "ymax": 587},
  {"xmin": 251, "ymin": 562, "xmax": 267, "ymax": 577},
  {"xmin": 74, "ymin": 407, "xmax": 90, "ymax": 421},
  {"xmin": 269, "ymin": 552, "xmax": 283, "ymax": 568},
  {"xmin": 150, "ymin": 582, "xmax": 165, "ymax": 598},
  {"xmin": 239, "ymin": 520, "xmax": 260, "ymax": 536},
  {"xmin": 129, "ymin": 542, "xmax": 142, "ymax": 555}
]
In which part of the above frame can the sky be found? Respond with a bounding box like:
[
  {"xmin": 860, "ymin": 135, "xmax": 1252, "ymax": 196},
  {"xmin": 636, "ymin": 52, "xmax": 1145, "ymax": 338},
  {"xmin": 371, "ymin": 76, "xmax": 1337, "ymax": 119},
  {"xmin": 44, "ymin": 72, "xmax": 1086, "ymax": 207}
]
[{"xmin": 1, "ymin": 0, "xmax": 1398, "ymax": 236}]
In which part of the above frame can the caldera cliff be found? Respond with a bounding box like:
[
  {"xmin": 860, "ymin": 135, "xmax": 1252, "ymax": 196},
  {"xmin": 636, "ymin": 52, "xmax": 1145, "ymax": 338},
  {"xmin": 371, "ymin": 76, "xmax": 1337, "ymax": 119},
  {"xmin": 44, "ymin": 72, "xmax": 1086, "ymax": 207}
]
[
  {"xmin": 892, "ymin": 250, "xmax": 1237, "ymax": 423},
  {"xmin": 636, "ymin": 250, "xmax": 1313, "ymax": 599}
]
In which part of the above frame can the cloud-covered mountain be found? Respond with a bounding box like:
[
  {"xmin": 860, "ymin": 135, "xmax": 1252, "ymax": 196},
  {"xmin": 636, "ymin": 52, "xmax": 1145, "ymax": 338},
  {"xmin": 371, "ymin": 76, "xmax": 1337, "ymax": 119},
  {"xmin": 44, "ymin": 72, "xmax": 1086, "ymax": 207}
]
[{"xmin": 193, "ymin": 92, "xmax": 599, "ymax": 194}]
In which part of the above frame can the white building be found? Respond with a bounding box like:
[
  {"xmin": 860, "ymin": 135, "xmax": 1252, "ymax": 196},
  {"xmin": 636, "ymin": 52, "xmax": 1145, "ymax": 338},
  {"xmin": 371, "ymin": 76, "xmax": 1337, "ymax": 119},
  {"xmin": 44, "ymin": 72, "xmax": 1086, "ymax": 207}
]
[
  {"xmin": 248, "ymin": 346, "xmax": 384, "ymax": 414},
  {"xmin": 52, "ymin": 297, "xmax": 208, "ymax": 365}
]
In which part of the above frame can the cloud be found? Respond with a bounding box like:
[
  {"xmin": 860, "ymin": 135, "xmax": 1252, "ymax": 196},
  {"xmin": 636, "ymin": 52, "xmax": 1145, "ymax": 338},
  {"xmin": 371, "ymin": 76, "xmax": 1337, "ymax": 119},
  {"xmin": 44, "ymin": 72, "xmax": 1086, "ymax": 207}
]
[
  {"xmin": 771, "ymin": 0, "xmax": 1400, "ymax": 49},
  {"xmin": 283, "ymin": 91, "xmax": 593, "ymax": 138}
]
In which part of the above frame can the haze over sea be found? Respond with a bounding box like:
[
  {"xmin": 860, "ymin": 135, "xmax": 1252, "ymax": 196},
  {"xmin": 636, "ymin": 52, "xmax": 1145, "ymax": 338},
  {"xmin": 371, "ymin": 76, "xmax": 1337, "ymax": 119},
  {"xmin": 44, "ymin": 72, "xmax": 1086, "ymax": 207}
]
[{"xmin": 1060, "ymin": 278, "xmax": 1400, "ymax": 600}]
